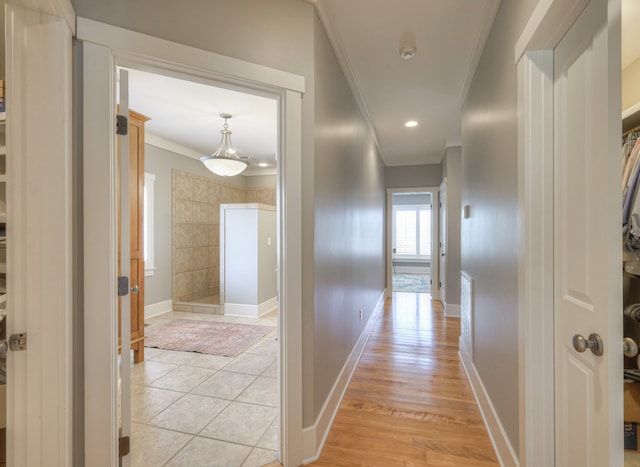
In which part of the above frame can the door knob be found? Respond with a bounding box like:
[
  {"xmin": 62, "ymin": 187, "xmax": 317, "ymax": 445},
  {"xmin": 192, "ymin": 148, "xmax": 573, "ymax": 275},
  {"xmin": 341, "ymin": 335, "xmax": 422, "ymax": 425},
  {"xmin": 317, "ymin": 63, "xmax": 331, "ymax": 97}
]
[
  {"xmin": 572, "ymin": 333, "xmax": 604, "ymax": 356},
  {"xmin": 624, "ymin": 337, "xmax": 639, "ymax": 358},
  {"xmin": 130, "ymin": 285, "xmax": 139, "ymax": 294}
]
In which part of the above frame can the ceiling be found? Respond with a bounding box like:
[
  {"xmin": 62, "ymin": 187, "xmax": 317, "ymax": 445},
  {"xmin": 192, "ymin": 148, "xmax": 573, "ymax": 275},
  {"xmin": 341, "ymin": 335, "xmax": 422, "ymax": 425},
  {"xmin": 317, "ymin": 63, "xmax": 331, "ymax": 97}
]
[
  {"xmin": 127, "ymin": 0, "xmax": 501, "ymax": 172},
  {"xmin": 125, "ymin": 1, "xmax": 640, "ymax": 175},
  {"xmin": 313, "ymin": 0, "xmax": 499, "ymax": 166},
  {"xmin": 127, "ymin": 69, "xmax": 278, "ymax": 176}
]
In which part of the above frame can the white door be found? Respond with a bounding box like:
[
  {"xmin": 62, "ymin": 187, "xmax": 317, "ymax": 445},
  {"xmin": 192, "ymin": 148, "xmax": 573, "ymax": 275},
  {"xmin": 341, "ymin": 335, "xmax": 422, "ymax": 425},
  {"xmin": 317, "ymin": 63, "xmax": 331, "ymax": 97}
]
[
  {"xmin": 439, "ymin": 180, "xmax": 447, "ymax": 303},
  {"xmin": 4, "ymin": 4, "xmax": 74, "ymax": 466},
  {"xmin": 553, "ymin": 0, "xmax": 622, "ymax": 465},
  {"xmin": 117, "ymin": 68, "xmax": 133, "ymax": 467}
]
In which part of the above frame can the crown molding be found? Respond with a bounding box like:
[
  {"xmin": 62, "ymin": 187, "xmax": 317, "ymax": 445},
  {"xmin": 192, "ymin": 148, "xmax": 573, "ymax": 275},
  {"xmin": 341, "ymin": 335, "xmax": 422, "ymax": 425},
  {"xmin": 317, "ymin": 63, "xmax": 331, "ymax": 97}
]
[
  {"xmin": 311, "ymin": 0, "xmax": 384, "ymax": 160},
  {"xmin": 458, "ymin": 0, "xmax": 501, "ymax": 106}
]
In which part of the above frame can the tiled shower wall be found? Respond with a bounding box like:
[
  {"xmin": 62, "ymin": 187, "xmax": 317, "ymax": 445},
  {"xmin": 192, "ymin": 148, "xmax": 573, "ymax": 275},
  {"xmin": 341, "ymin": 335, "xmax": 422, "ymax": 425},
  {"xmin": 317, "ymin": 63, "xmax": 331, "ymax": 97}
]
[{"xmin": 172, "ymin": 169, "xmax": 275, "ymax": 304}]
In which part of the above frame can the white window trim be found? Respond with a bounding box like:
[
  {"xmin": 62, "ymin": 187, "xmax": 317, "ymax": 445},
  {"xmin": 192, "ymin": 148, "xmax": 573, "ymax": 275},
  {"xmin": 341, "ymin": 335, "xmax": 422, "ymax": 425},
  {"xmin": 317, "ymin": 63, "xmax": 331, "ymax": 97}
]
[{"xmin": 144, "ymin": 172, "xmax": 156, "ymax": 277}]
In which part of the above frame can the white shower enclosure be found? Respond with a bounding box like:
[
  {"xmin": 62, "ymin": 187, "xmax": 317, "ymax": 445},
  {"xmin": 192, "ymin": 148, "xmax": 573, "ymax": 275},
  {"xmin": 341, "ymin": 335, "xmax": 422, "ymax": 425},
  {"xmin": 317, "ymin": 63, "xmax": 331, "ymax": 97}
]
[{"xmin": 220, "ymin": 203, "xmax": 278, "ymax": 317}]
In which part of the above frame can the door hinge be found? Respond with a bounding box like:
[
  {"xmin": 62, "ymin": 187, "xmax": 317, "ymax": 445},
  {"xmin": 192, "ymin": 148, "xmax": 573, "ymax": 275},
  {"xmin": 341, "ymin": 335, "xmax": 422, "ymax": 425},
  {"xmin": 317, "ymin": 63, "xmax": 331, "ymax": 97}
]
[
  {"xmin": 9, "ymin": 333, "xmax": 27, "ymax": 351},
  {"xmin": 117, "ymin": 276, "xmax": 130, "ymax": 296},
  {"xmin": 439, "ymin": 281, "xmax": 442, "ymax": 288},
  {"xmin": 119, "ymin": 436, "xmax": 130, "ymax": 457},
  {"xmin": 116, "ymin": 115, "xmax": 128, "ymax": 135}
]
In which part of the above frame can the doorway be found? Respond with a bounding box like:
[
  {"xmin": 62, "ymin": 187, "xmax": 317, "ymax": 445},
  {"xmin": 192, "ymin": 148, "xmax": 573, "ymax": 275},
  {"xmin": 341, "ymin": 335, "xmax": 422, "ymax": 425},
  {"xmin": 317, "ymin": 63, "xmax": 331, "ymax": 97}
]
[
  {"xmin": 119, "ymin": 67, "xmax": 281, "ymax": 465},
  {"xmin": 386, "ymin": 188, "xmax": 438, "ymax": 297},
  {"xmin": 80, "ymin": 19, "xmax": 304, "ymax": 467}
]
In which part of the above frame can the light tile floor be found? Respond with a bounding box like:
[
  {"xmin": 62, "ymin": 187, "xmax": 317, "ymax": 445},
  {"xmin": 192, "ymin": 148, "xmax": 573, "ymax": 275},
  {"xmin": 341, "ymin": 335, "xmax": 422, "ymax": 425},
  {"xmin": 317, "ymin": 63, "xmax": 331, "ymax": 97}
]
[{"xmin": 129, "ymin": 310, "xmax": 279, "ymax": 467}]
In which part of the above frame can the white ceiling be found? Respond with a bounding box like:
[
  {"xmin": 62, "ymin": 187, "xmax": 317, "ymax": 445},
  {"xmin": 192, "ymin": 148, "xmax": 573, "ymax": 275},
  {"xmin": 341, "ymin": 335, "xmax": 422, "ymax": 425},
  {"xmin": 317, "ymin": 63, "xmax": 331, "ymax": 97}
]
[
  {"xmin": 126, "ymin": 69, "xmax": 278, "ymax": 176},
  {"xmin": 314, "ymin": 0, "xmax": 499, "ymax": 165},
  {"xmin": 126, "ymin": 0, "xmax": 501, "ymax": 171}
]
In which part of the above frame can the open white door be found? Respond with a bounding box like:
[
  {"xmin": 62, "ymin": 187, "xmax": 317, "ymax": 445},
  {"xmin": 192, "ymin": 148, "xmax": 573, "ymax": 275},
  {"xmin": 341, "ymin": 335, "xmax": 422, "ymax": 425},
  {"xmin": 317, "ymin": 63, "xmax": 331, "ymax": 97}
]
[
  {"xmin": 553, "ymin": 0, "xmax": 622, "ymax": 465},
  {"xmin": 439, "ymin": 179, "xmax": 447, "ymax": 303},
  {"xmin": 117, "ymin": 68, "xmax": 132, "ymax": 467},
  {"xmin": 4, "ymin": 3, "xmax": 74, "ymax": 465}
]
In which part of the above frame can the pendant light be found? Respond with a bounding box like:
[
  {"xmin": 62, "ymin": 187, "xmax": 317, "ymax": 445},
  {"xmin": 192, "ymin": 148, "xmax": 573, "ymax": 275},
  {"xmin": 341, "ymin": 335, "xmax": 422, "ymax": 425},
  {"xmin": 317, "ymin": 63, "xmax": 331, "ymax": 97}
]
[{"xmin": 200, "ymin": 113, "xmax": 248, "ymax": 177}]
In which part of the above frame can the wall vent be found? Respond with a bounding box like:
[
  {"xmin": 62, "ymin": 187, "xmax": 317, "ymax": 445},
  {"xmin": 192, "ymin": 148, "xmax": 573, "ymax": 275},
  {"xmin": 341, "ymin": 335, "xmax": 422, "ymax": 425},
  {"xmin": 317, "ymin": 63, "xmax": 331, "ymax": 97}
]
[{"xmin": 461, "ymin": 271, "xmax": 473, "ymax": 358}]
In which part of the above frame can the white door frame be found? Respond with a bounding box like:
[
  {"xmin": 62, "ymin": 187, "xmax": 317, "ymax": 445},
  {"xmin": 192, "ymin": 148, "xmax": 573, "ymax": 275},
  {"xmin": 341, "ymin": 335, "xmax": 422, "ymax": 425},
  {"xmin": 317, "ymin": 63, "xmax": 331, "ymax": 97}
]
[
  {"xmin": 516, "ymin": 0, "xmax": 620, "ymax": 465},
  {"xmin": 386, "ymin": 187, "xmax": 439, "ymax": 298},
  {"xmin": 78, "ymin": 18, "xmax": 304, "ymax": 467}
]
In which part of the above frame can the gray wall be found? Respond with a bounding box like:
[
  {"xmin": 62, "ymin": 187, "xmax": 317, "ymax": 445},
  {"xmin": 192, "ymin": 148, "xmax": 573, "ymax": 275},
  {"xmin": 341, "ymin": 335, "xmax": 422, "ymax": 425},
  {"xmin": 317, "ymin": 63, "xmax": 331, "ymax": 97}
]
[
  {"xmin": 441, "ymin": 146, "xmax": 461, "ymax": 305},
  {"xmin": 385, "ymin": 163, "xmax": 442, "ymax": 188},
  {"xmin": 312, "ymin": 13, "xmax": 386, "ymax": 424},
  {"xmin": 461, "ymin": 0, "xmax": 538, "ymax": 451},
  {"xmin": 144, "ymin": 143, "xmax": 246, "ymax": 306},
  {"xmin": 258, "ymin": 209, "xmax": 277, "ymax": 303},
  {"xmin": 73, "ymin": 0, "xmax": 387, "ymax": 430}
]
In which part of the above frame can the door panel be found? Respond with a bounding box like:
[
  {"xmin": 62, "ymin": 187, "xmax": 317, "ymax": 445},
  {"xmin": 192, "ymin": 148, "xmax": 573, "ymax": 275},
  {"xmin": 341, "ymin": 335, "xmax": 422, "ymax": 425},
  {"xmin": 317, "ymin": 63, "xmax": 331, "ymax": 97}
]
[
  {"xmin": 439, "ymin": 181, "xmax": 446, "ymax": 302},
  {"xmin": 553, "ymin": 0, "xmax": 622, "ymax": 465}
]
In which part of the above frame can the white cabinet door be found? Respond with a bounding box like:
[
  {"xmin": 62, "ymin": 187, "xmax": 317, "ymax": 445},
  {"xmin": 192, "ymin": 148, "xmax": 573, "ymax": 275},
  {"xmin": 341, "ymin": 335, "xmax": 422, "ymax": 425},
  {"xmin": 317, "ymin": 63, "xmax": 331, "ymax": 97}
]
[{"xmin": 553, "ymin": 0, "xmax": 622, "ymax": 465}]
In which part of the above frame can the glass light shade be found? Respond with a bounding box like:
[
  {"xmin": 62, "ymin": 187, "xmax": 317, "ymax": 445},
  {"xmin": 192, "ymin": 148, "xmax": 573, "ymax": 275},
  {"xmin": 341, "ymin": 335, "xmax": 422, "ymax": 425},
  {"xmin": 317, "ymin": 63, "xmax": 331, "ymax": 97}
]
[
  {"xmin": 200, "ymin": 156, "xmax": 248, "ymax": 177},
  {"xmin": 200, "ymin": 120, "xmax": 248, "ymax": 177}
]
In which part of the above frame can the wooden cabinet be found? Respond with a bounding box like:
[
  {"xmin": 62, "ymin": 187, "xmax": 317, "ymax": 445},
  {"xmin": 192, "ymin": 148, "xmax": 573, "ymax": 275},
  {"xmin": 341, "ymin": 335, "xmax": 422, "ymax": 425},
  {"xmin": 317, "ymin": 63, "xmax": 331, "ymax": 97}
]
[{"xmin": 118, "ymin": 110, "xmax": 149, "ymax": 363}]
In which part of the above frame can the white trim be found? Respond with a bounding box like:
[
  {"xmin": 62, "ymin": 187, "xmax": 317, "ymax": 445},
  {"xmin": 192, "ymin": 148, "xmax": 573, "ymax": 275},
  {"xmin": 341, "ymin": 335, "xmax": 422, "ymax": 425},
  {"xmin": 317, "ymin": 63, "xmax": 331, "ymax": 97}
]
[
  {"xmin": 82, "ymin": 40, "xmax": 119, "ymax": 467},
  {"xmin": 514, "ymin": 0, "xmax": 590, "ymax": 64},
  {"xmin": 11, "ymin": 0, "xmax": 75, "ymax": 34},
  {"xmin": 623, "ymin": 101, "xmax": 640, "ymax": 120},
  {"xmin": 302, "ymin": 293, "xmax": 385, "ymax": 464},
  {"xmin": 386, "ymin": 187, "xmax": 439, "ymax": 299},
  {"xmin": 443, "ymin": 303, "xmax": 461, "ymax": 318},
  {"xmin": 144, "ymin": 172, "xmax": 155, "ymax": 277},
  {"xmin": 279, "ymin": 89, "xmax": 304, "ymax": 467},
  {"xmin": 516, "ymin": 51, "xmax": 555, "ymax": 467},
  {"xmin": 460, "ymin": 342, "xmax": 519, "ymax": 467},
  {"xmin": 394, "ymin": 266, "xmax": 430, "ymax": 274},
  {"xmin": 80, "ymin": 21, "xmax": 305, "ymax": 467},
  {"xmin": 76, "ymin": 17, "xmax": 305, "ymax": 94},
  {"xmin": 144, "ymin": 299, "xmax": 173, "ymax": 319},
  {"xmin": 224, "ymin": 296, "xmax": 278, "ymax": 318},
  {"xmin": 458, "ymin": 0, "xmax": 501, "ymax": 104},
  {"xmin": 310, "ymin": 1, "xmax": 382, "ymax": 157},
  {"xmin": 6, "ymin": 5, "xmax": 74, "ymax": 465}
]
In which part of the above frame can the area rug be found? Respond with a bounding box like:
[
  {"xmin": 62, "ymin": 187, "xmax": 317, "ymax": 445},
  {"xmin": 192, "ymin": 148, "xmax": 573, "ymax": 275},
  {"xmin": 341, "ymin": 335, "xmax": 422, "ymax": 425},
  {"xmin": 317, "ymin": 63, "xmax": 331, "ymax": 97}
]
[
  {"xmin": 144, "ymin": 319, "xmax": 273, "ymax": 357},
  {"xmin": 393, "ymin": 273, "xmax": 431, "ymax": 293}
]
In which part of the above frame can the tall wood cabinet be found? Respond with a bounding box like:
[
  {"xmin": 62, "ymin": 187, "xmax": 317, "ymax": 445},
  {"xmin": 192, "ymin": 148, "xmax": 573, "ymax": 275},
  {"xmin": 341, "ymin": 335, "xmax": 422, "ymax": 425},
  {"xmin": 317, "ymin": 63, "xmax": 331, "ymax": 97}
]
[{"xmin": 118, "ymin": 110, "xmax": 149, "ymax": 363}]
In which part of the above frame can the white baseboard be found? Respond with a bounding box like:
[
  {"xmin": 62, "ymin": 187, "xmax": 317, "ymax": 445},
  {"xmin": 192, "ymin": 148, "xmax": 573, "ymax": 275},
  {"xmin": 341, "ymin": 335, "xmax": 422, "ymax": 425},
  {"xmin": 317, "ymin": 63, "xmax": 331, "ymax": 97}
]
[
  {"xmin": 302, "ymin": 292, "xmax": 386, "ymax": 464},
  {"xmin": 459, "ymin": 338, "xmax": 519, "ymax": 467},
  {"xmin": 444, "ymin": 303, "xmax": 461, "ymax": 317},
  {"xmin": 144, "ymin": 299, "xmax": 173, "ymax": 319},
  {"xmin": 394, "ymin": 266, "xmax": 430, "ymax": 274},
  {"xmin": 224, "ymin": 296, "xmax": 277, "ymax": 318}
]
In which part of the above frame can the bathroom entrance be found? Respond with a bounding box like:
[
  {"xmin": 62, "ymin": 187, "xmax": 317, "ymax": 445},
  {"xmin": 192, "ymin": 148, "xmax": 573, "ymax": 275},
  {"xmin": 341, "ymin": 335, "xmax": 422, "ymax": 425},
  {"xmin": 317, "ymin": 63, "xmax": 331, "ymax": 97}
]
[
  {"xmin": 80, "ymin": 20, "xmax": 305, "ymax": 466},
  {"xmin": 120, "ymin": 67, "xmax": 281, "ymax": 465}
]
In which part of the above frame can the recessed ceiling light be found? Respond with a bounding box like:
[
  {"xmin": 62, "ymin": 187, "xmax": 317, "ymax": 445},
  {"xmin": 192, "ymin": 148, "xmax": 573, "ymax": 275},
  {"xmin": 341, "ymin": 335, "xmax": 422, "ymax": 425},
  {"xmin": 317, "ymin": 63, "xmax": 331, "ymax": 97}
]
[
  {"xmin": 258, "ymin": 162, "xmax": 269, "ymax": 167},
  {"xmin": 405, "ymin": 121, "xmax": 418, "ymax": 127}
]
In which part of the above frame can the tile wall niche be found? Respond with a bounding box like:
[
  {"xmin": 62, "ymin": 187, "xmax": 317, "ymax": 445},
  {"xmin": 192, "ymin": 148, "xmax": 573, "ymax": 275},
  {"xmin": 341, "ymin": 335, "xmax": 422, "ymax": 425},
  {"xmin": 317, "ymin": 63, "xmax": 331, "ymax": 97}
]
[{"xmin": 172, "ymin": 169, "xmax": 276, "ymax": 305}]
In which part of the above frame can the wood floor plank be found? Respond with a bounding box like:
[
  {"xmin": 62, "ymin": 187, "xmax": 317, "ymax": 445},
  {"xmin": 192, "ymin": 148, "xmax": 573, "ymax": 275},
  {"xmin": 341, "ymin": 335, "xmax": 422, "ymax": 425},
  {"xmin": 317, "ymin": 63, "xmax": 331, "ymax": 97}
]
[{"xmin": 310, "ymin": 294, "xmax": 499, "ymax": 467}]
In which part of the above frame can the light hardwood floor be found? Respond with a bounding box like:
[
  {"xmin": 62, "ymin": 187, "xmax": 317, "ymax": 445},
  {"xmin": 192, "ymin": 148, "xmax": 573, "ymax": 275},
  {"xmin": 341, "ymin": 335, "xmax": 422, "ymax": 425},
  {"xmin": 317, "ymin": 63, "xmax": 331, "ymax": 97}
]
[{"xmin": 310, "ymin": 293, "xmax": 499, "ymax": 466}]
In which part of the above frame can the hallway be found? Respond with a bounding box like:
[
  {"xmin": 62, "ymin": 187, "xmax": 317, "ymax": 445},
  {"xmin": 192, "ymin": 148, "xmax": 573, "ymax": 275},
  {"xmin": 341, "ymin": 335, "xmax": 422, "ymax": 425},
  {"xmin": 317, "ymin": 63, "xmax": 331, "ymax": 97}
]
[{"xmin": 311, "ymin": 293, "xmax": 498, "ymax": 466}]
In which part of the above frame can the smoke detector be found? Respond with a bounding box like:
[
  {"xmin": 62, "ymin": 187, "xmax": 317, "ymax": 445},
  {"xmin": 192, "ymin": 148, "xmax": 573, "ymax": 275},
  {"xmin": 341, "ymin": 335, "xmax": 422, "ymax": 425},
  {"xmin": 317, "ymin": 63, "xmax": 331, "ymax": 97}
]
[{"xmin": 400, "ymin": 46, "xmax": 416, "ymax": 60}]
